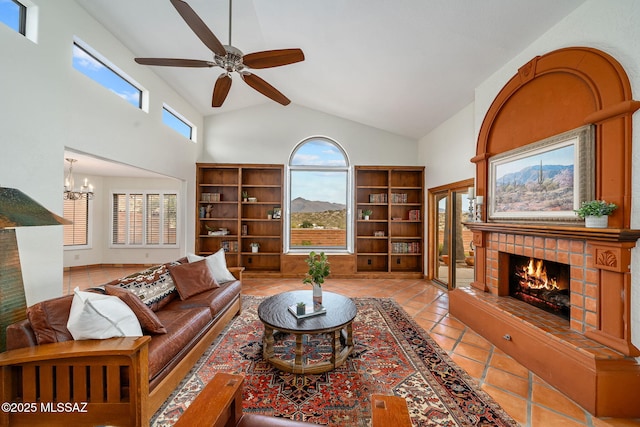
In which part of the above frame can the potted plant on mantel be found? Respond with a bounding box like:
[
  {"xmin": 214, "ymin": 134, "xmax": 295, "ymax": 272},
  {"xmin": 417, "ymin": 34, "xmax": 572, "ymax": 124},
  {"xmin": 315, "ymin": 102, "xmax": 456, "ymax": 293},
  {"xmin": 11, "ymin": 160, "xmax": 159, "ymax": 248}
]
[
  {"xmin": 303, "ymin": 251, "xmax": 330, "ymax": 311},
  {"xmin": 575, "ymin": 200, "xmax": 618, "ymax": 228}
]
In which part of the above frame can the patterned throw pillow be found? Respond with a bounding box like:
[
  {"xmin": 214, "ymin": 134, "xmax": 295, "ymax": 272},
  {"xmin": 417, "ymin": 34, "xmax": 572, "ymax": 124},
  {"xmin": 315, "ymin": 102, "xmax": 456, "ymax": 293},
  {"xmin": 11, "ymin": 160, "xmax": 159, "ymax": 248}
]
[
  {"xmin": 106, "ymin": 262, "xmax": 180, "ymax": 312},
  {"xmin": 105, "ymin": 285, "xmax": 167, "ymax": 334}
]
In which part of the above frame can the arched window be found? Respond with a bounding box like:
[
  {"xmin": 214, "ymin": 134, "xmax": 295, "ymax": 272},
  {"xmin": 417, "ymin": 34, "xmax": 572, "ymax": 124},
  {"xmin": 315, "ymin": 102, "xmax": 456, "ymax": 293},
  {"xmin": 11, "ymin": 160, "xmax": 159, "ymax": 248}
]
[{"xmin": 286, "ymin": 137, "xmax": 351, "ymax": 253}]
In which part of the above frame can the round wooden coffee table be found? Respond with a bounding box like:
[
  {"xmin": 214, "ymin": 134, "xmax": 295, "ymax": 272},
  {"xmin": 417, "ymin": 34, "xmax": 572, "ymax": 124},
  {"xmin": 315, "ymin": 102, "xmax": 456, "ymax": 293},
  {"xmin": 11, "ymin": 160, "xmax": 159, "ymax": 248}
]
[{"xmin": 257, "ymin": 290, "xmax": 357, "ymax": 374}]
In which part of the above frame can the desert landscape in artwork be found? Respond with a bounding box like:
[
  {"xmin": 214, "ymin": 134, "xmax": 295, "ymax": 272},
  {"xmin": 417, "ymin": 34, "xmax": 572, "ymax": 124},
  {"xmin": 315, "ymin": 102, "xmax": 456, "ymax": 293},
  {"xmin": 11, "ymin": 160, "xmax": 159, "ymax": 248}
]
[{"xmin": 493, "ymin": 145, "xmax": 574, "ymax": 214}]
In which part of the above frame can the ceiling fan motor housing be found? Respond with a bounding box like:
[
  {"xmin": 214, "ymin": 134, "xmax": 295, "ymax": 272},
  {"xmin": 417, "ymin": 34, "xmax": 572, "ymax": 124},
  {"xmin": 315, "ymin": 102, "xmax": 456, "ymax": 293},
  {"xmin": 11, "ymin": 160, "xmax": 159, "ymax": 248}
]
[{"xmin": 216, "ymin": 45, "xmax": 244, "ymax": 73}]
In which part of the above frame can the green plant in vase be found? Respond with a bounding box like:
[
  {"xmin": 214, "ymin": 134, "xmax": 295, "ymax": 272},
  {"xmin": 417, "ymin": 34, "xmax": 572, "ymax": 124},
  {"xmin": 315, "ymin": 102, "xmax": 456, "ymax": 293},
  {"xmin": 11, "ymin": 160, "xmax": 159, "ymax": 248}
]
[{"xmin": 303, "ymin": 251, "xmax": 330, "ymax": 311}]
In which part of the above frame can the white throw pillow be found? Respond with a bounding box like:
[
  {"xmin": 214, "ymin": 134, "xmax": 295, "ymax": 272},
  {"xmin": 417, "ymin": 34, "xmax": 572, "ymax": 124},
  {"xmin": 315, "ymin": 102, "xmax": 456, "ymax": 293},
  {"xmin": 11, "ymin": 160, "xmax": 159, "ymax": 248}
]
[
  {"xmin": 67, "ymin": 288, "xmax": 143, "ymax": 340},
  {"xmin": 187, "ymin": 249, "xmax": 236, "ymax": 283}
]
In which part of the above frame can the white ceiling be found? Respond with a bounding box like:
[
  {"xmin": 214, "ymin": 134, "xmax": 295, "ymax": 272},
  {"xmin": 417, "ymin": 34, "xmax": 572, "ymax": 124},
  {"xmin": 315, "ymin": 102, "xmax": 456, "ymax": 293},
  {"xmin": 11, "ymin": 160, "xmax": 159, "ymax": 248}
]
[
  {"xmin": 64, "ymin": 150, "xmax": 172, "ymax": 179},
  {"xmin": 75, "ymin": 0, "xmax": 585, "ymax": 142}
]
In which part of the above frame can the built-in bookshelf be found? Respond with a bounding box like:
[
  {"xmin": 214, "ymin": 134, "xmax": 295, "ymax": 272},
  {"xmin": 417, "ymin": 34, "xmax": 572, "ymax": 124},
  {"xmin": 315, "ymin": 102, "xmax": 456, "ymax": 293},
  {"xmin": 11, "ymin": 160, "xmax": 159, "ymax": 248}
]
[
  {"xmin": 196, "ymin": 164, "xmax": 283, "ymax": 273},
  {"xmin": 355, "ymin": 166, "xmax": 424, "ymax": 275}
]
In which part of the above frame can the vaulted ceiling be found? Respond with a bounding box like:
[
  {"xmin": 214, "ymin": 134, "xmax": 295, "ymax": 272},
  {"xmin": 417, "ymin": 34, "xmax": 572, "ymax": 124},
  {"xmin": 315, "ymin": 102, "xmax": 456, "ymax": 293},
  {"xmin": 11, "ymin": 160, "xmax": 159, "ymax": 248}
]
[{"xmin": 75, "ymin": 0, "xmax": 585, "ymax": 140}]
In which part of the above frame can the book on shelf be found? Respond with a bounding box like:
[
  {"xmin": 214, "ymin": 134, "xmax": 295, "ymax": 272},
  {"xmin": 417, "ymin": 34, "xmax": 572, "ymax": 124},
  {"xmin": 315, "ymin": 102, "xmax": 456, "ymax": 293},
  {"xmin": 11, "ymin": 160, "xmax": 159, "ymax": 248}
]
[
  {"xmin": 221, "ymin": 240, "xmax": 238, "ymax": 252},
  {"xmin": 201, "ymin": 193, "xmax": 221, "ymax": 202},
  {"xmin": 369, "ymin": 193, "xmax": 388, "ymax": 203},
  {"xmin": 391, "ymin": 193, "xmax": 408, "ymax": 203},
  {"xmin": 288, "ymin": 304, "xmax": 327, "ymax": 319},
  {"xmin": 391, "ymin": 241, "xmax": 421, "ymax": 254},
  {"xmin": 408, "ymin": 209, "xmax": 420, "ymax": 221}
]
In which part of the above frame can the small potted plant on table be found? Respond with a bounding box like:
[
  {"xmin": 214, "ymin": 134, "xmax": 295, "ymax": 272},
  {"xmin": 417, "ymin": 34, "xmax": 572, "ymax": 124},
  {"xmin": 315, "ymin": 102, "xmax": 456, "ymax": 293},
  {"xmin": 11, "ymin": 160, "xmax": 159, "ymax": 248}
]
[{"xmin": 296, "ymin": 301, "xmax": 306, "ymax": 315}]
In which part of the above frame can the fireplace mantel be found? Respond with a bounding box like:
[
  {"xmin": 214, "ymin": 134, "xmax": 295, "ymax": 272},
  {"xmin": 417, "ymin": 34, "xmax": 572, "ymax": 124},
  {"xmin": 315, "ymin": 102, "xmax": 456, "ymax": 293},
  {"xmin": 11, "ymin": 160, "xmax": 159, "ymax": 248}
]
[{"xmin": 464, "ymin": 222, "xmax": 640, "ymax": 243}]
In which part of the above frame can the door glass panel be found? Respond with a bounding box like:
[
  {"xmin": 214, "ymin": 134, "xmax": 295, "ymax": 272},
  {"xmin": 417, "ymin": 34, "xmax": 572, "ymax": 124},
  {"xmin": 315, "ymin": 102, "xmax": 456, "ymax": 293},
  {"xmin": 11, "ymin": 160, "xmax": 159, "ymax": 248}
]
[
  {"xmin": 435, "ymin": 193, "xmax": 448, "ymax": 285},
  {"xmin": 454, "ymin": 192, "xmax": 474, "ymax": 288}
]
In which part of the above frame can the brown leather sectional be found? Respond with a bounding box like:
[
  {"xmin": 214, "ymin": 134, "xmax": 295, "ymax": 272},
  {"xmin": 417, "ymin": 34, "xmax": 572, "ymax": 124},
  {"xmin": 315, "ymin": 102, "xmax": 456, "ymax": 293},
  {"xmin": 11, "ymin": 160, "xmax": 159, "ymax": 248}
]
[{"xmin": 0, "ymin": 263, "xmax": 243, "ymax": 427}]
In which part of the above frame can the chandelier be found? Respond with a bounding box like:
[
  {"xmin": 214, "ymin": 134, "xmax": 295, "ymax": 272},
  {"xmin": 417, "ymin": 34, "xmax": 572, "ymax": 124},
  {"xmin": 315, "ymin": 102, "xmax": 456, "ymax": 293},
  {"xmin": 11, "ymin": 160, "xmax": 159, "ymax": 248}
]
[{"xmin": 63, "ymin": 158, "xmax": 94, "ymax": 200}]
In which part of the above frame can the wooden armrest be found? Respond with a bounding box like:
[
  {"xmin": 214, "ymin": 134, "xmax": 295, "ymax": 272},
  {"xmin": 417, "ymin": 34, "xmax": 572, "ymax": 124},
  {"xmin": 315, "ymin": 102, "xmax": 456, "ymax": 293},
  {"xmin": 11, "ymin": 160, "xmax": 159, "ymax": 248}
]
[
  {"xmin": 174, "ymin": 372, "xmax": 244, "ymax": 427},
  {"xmin": 228, "ymin": 266, "xmax": 245, "ymax": 281},
  {"xmin": 371, "ymin": 394, "xmax": 412, "ymax": 427},
  {"xmin": 0, "ymin": 336, "xmax": 151, "ymax": 427},
  {"xmin": 0, "ymin": 336, "xmax": 151, "ymax": 366}
]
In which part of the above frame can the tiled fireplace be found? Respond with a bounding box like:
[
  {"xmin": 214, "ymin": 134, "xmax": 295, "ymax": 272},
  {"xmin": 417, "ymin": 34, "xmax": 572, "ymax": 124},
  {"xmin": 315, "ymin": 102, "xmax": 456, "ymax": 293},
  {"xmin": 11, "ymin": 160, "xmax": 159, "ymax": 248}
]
[
  {"xmin": 492, "ymin": 233, "xmax": 591, "ymax": 332},
  {"xmin": 449, "ymin": 47, "xmax": 640, "ymax": 417}
]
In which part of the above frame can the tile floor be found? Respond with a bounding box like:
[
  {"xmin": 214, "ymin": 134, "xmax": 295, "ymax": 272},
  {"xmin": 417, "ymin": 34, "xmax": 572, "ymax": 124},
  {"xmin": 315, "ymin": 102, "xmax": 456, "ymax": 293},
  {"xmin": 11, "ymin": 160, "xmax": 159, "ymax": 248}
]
[{"xmin": 63, "ymin": 266, "xmax": 640, "ymax": 427}]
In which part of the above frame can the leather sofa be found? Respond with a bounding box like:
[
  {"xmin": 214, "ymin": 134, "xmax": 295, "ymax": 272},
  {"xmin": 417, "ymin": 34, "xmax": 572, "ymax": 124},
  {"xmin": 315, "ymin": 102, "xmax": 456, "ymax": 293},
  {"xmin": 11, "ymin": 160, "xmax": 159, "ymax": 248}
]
[{"xmin": 0, "ymin": 257, "xmax": 243, "ymax": 427}]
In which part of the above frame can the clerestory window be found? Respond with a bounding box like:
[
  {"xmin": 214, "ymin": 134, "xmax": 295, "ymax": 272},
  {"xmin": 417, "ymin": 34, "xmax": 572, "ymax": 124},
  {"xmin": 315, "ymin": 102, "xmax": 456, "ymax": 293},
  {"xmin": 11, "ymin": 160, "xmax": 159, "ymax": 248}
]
[
  {"xmin": 162, "ymin": 104, "xmax": 195, "ymax": 141},
  {"xmin": 72, "ymin": 39, "xmax": 143, "ymax": 109},
  {"xmin": 0, "ymin": 0, "xmax": 26, "ymax": 35},
  {"xmin": 286, "ymin": 137, "xmax": 351, "ymax": 253}
]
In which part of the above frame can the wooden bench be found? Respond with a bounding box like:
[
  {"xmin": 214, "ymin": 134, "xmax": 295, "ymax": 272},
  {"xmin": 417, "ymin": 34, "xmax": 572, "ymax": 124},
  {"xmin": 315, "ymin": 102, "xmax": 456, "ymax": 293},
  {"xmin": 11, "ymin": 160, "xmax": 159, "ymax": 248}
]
[
  {"xmin": 174, "ymin": 373, "xmax": 413, "ymax": 426},
  {"xmin": 371, "ymin": 393, "xmax": 413, "ymax": 426}
]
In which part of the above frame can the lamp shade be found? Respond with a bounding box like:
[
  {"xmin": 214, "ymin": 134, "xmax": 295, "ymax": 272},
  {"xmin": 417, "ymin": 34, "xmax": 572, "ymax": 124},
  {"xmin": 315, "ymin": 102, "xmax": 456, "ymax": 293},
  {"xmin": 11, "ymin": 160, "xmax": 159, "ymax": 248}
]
[
  {"xmin": 0, "ymin": 187, "xmax": 71, "ymax": 228},
  {"xmin": 0, "ymin": 187, "xmax": 70, "ymax": 351}
]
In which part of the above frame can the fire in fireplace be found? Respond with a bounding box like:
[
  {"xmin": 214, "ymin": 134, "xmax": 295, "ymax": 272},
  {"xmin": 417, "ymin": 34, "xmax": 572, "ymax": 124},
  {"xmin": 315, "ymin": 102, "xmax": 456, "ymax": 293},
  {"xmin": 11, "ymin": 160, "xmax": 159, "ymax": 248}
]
[{"xmin": 509, "ymin": 254, "xmax": 570, "ymax": 319}]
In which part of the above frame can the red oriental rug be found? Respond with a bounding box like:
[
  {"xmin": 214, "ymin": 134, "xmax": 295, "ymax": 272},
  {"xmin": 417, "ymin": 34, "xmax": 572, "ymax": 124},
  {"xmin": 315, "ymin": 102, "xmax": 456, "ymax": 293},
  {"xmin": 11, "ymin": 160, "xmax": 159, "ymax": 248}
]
[{"xmin": 152, "ymin": 296, "xmax": 517, "ymax": 427}]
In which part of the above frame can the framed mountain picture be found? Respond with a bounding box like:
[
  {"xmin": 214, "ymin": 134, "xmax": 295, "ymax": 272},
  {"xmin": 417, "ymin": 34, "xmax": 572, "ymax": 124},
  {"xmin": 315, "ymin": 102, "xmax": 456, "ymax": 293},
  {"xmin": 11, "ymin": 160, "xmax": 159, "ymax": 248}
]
[{"xmin": 488, "ymin": 125, "xmax": 595, "ymax": 222}]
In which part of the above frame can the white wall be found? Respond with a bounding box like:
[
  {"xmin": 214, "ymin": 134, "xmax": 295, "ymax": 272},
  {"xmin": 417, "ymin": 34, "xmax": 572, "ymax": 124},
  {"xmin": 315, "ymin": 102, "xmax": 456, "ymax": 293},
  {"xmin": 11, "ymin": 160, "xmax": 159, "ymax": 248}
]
[
  {"xmin": 420, "ymin": 0, "xmax": 640, "ymax": 347},
  {"xmin": 203, "ymin": 103, "xmax": 419, "ymax": 166},
  {"xmin": 418, "ymin": 103, "xmax": 475, "ymax": 189},
  {"xmin": 0, "ymin": 0, "xmax": 202, "ymax": 304}
]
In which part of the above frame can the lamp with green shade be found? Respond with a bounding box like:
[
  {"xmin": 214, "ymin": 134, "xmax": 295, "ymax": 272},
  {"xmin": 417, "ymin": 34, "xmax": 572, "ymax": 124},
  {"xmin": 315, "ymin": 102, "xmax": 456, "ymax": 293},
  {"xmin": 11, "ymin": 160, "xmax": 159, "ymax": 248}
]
[{"xmin": 0, "ymin": 187, "xmax": 70, "ymax": 352}]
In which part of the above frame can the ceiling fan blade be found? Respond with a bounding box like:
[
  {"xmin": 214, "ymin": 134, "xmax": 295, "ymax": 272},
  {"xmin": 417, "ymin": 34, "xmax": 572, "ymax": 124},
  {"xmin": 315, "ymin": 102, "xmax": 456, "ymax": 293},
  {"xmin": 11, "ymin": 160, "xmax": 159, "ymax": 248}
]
[
  {"xmin": 135, "ymin": 58, "xmax": 215, "ymax": 68},
  {"xmin": 170, "ymin": 0, "xmax": 227, "ymax": 56},
  {"xmin": 241, "ymin": 72, "xmax": 290, "ymax": 106},
  {"xmin": 242, "ymin": 48, "xmax": 305, "ymax": 69},
  {"xmin": 212, "ymin": 73, "xmax": 232, "ymax": 107}
]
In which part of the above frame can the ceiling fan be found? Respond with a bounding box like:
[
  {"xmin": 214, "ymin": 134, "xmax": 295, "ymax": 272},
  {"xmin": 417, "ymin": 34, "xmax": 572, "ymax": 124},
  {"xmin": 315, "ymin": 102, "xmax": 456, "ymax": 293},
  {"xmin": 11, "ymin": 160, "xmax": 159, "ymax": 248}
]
[{"xmin": 135, "ymin": 0, "xmax": 304, "ymax": 107}]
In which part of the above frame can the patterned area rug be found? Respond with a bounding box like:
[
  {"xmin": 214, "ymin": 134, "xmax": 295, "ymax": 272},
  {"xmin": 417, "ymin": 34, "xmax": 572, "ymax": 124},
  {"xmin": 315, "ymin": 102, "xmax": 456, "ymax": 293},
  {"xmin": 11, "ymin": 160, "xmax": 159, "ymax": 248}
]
[{"xmin": 152, "ymin": 296, "xmax": 517, "ymax": 426}]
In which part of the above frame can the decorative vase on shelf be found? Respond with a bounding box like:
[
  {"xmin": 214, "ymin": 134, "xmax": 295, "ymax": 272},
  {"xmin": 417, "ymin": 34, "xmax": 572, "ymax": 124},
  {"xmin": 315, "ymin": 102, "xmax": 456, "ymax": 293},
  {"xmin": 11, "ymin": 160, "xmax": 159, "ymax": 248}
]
[
  {"xmin": 312, "ymin": 283, "xmax": 322, "ymax": 311},
  {"xmin": 585, "ymin": 215, "xmax": 608, "ymax": 228}
]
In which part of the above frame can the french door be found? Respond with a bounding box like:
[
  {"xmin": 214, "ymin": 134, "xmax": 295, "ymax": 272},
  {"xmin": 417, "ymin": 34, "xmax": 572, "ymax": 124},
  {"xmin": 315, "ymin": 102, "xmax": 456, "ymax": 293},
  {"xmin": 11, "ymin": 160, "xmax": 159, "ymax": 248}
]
[{"xmin": 428, "ymin": 179, "xmax": 474, "ymax": 291}]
